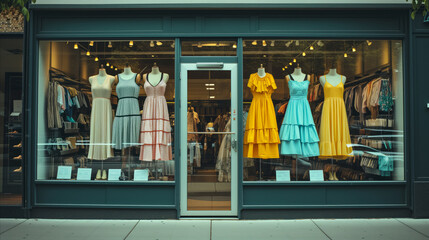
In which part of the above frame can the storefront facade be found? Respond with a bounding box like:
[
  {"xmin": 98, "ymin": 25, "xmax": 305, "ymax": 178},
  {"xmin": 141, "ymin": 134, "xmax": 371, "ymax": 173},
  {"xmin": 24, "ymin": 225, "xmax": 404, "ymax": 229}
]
[{"xmin": 2, "ymin": 1, "xmax": 429, "ymax": 219}]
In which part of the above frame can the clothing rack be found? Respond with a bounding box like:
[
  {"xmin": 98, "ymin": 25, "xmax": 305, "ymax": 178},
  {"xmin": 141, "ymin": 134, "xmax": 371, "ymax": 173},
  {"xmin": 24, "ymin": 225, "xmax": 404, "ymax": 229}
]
[{"xmin": 345, "ymin": 65, "xmax": 391, "ymax": 88}]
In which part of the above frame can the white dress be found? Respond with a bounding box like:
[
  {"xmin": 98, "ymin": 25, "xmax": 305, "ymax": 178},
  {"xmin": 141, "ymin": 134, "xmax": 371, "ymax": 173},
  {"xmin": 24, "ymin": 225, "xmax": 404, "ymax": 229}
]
[{"xmin": 88, "ymin": 76, "xmax": 113, "ymax": 160}]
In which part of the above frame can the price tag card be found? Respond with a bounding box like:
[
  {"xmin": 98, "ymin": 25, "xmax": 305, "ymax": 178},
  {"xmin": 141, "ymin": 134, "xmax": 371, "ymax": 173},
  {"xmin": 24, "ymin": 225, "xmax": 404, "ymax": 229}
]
[
  {"xmin": 134, "ymin": 169, "xmax": 149, "ymax": 181},
  {"xmin": 108, "ymin": 169, "xmax": 121, "ymax": 181},
  {"xmin": 76, "ymin": 168, "xmax": 92, "ymax": 181},
  {"xmin": 57, "ymin": 166, "xmax": 72, "ymax": 180},
  {"xmin": 309, "ymin": 170, "xmax": 325, "ymax": 182},
  {"xmin": 276, "ymin": 170, "xmax": 291, "ymax": 182}
]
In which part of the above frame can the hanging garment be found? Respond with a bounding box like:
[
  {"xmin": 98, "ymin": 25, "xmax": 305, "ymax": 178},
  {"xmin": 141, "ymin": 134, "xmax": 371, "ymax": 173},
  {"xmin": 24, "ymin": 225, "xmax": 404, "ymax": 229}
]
[
  {"xmin": 187, "ymin": 110, "xmax": 200, "ymax": 142},
  {"xmin": 88, "ymin": 76, "xmax": 113, "ymax": 160},
  {"xmin": 319, "ymin": 76, "xmax": 353, "ymax": 159},
  {"xmin": 216, "ymin": 119, "xmax": 232, "ymax": 182},
  {"xmin": 139, "ymin": 73, "xmax": 173, "ymax": 161},
  {"xmin": 379, "ymin": 79, "xmax": 393, "ymax": 112},
  {"xmin": 243, "ymin": 73, "xmax": 280, "ymax": 159},
  {"xmin": 279, "ymin": 75, "xmax": 319, "ymax": 157},
  {"xmin": 112, "ymin": 73, "xmax": 141, "ymax": 150}
]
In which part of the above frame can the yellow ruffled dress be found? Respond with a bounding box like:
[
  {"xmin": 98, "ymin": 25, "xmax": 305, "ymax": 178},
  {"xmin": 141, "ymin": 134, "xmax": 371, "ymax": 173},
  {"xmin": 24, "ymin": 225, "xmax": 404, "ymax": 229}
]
[
  {"xmin": 244, "ymin": 73, "xmax": 280, "ymax": 159},
  {"xmin": 319, "ymin": 76, "xmax": 353, "ymax": 159}
]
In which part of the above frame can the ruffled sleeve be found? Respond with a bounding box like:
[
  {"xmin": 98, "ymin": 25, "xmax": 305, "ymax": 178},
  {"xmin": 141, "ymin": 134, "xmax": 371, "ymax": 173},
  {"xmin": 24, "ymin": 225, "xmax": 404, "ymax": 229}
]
[{"xmin": 247, "ymin": 73, "xmax": 277, "ymax": 93}]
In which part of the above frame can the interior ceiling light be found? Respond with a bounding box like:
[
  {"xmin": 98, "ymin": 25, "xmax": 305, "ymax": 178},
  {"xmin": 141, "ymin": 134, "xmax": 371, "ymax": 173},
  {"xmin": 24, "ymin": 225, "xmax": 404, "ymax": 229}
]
[
  {"xmin": 344, "ymin": 53, "xmax": 348, "ymax": 58},
  {"xmin": 156, "ymin": 41, "xmax": 163, "ymax": 46},
  {"xmin": 285, "ymin": 40, "xmax": 293, "ymax": 47},
  {"xmin": 89, "ymin": 41, "xmax": 94, "ymax": 47},
  {"xmin": 152, "ymin": 54, "xmax": 155, "ymax": 58},
  {"xmin": 205, "ymin": 83, "xmax": 215, "ymax": 86},
  {"xmin": 310, "ymin": 45, "xmax": 314, "ymax": 50},
  {"xmin": 95, "ymin": 57, "xmax": 99, "ymax": 62},
  {"xmin": 108, "ymin": 41, "xmax": 112, "ymax": 48},
  {"xmin": 317, "ymin": 40, "xmax": 324, "ymax": 47},
  {"xmin": 209, "ymin": 96, "xmax": 215, "ymax": 99},
  {"xmin": 262, "ymin": 40, "xmax": 267, "ymax": 47},
  {"xmin": 252, "ymin": 40, "xmax": 257, "ymax": 45},
  {"xmin": 293, "ymin": 58, "xmax": 296, "ymax": 63},
  {"xmin": 206, "ymin": 88, "xmax": 215, "ymax": 90},
  {"xmin": 150, "ymin": 41, "xmax": 155, "ymax": 47},
  {"xmin": 197, "ymin": 42, "xmax": 202, "ymax": 48},
  {"xmin": 295, "ymin": 40, "xmax": 300, "ymax": 46},
  {"xmin": 263, "ymin": 54, "xmax": 267, "ymax": 58},
  {"xmin": 366, "ymin": 40, "xmax": 372, "ymax": 46},
  {"xmin": 352, "ymin": 47, "xmax": 357, "ymax": 52},
  {"xmin": 86, "ymin": 50, "xmax": 90, "ymax": 56},
  {"xmin": 171, "ymin": 42, "xmax": 175, "ymax": 48},
  {"xmin": 232, "ymin": 44, "xmax": 237, "ymax": 49},
  {"xmin": 302, "ymin": 52, "xmax": 306, "ymax": 57},
  {"xmin": 129, "ymin": 41, "xmax": 134, "ymax": 47},
  {"xmin": 243, "ymin": 42, "xmax": 246, "ymax": 47},
  {"xmin": 270, "ymin": 41, "xmax": 275, "ymax": 47},
  {"xmin": 74, "ymin": 43, "xmax": 78, "ymax": 49}
]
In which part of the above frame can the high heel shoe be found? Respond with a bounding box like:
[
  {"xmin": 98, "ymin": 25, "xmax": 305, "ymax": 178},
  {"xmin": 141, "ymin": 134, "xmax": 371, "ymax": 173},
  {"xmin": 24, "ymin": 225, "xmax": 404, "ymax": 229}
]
[
  {"xmin": 95, "ymin": 169, "xmax": 101, "ymax": 180},
  {"xmin": 101, "ymin": 170, "xmax": 107, "ymax": 180}
]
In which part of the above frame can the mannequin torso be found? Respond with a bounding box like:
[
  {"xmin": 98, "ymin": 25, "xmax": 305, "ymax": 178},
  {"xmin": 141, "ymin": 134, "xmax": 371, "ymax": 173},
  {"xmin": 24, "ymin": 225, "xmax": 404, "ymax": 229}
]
[
  {"xmin": 257, "ymin": 67, "xmax": 266, "ymax": 78},
  {"xmin": 319, "ymin": 68, "xmax": 347, "ymax": 87},
  {"xmin": 286, "ymin": 67, "xmax": 307, "ymax": 82},
  {"xmin": 114, "ymin": 67, "xmax": 141, "ymax": 85},
  {"xmin": 144, "ymin": 66, "xmax": 169, "ymax": 86},
  {"xmin": 89, "ymin": 68, "xmax": 115, "ymax": 86}
]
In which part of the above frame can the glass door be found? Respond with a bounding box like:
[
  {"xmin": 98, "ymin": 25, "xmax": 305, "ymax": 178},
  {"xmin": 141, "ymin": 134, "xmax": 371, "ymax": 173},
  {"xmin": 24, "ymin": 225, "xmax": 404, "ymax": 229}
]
[{"xmin": 180, "ymin": 62, "xmax": 238, "ymax": 216}]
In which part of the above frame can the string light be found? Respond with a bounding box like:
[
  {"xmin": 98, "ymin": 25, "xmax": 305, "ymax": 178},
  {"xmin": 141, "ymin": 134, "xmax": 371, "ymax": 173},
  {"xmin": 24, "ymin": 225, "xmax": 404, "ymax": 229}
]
[
  {"xmin": 352, "ymin": 47, "xmax": 357, "ymax": 52},
  {"xmin": 115, "ymin": 68, "xmax": 118, "ymax": 71},
  {"xmin": 95, "ymin": 57, "xmax": 99, "ymax": 62},
  {"xmin": 310, "ymin": 45, "xmax": 314, "ymax": 50},
  {"xmin": 282, "ymin": 68, "xmax": 285, "ymax": 71},
  {"xmin": 289, "ymin": 62, "xmax": 292, "ymax": 66},
  {"xmin": 86, "ymin": 50, "xmax": 90, "ymax": 56},
  {"xmin": 156, "ymin": 41, "xmax": 163, "ymax": 46},
  {"xmin": 111, "ymin": 65, "xmax": 114, "ymax": 69},
  {"xmin": 232, "ymin": 44, "xmax": 237, "ymax": 49},
  {"xmin": 74, "ymin": 43, "xmax": 78, "ymax": 49},
  {"xmin": 344, "ymin": 53, "xmax": 348, "ymax": 58},
  {"xmin": 252, "ymin": 40, "xmax": 257, "ymax": 45},
  {"xmin": 302, "ymin": 52, "xmax": 306, "ymax": 56},
  {"xmin": 129, "ymin": 41, "xmax": 134, "ymax": 47},
  {"xmin": 89, "ymin": 41, "xmax": 94, "ymax": 47},
  {"xmin": 366, "ymin": 40, "xmax": 372, "ymax": 46},
  {"xmin": 106, "ymin": 62, "xmax": 110, "ymax": 66},
  {"xmin": 262, "ymin": 40, "xmax": 267, "ymax": 47},
  {"xmin": 197, "ymin": 42, "xmax": 202, "ymax": 48},
  {"xmin": 293, "ymin": 58, "xmax": 296, "ymax": 63}
]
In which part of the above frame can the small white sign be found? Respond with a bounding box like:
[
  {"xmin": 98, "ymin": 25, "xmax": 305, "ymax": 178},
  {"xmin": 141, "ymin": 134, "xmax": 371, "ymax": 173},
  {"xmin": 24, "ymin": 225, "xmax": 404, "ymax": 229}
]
[
  {"xmin": 276, "ymin": 170, "xmax": 291, "ymax": 182},
  {"xmin": 309, "ymin": 170, "xmax": 325, "ymax": 181},
  {"xmin": 134, "ymin": 169, "xmax": 149, "ymax": 181},
  {"xmin": 57, "ymin": 166, "xmax": 72, "ymax": 180},
  {"xmin": 108, "ymin": 169, "xmax": 121, "ymax": 181},
  {"xmin": 13, "ymin": 100, "xmax": 22, "ymax": 113},
  {"xmin": 76, "ymin": 168, "xmax": 92, "ymax": 181}
]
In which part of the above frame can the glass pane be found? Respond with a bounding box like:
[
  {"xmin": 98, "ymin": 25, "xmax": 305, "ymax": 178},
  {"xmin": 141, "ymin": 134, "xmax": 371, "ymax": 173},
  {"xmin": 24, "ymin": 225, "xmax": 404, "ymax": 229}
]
[
  {"xmin": 243, "ymin": 39, "xmax": 404, "ymax": 182},
  {"xmin": 181, "ymin": 41, "xmax": 237, "ymax": 56},
  {"xmin": 187, "ymin": 70, "xmax": 231, "ymax": 211},
  {"xmin": 37, "ymin": 40, "xmax": 175, "ymax": 181},
  {"xmin": 0, "ymin": 38, "xmax": 24, "ymax": 205}
]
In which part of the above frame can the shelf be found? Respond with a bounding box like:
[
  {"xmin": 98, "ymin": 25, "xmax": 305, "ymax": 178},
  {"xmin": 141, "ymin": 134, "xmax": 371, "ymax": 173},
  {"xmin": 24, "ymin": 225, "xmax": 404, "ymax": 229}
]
[
  {"xmin": 64, "ymin": 128, "xmax": 79, "ymax": 134},
  {"xmin": 60, "ymin": 148, "xmax": 79, "ymax": 156}
]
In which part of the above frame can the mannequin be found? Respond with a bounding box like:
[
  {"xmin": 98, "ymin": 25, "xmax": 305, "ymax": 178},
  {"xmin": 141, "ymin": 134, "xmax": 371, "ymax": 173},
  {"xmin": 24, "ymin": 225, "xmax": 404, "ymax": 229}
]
[
  {"xmin": 286, "ymin": 65, "xmax": 307, "ymax": 82},
  {"xmin": 113, "ymin": 63, "xmax": 142, "ymax": 170},
  {"xmin": 143, "ymin": 62, "xmax": 169, "ymax": 86},
  {"xmin": 88, "ymin": 64, "xmax": 115, "ymax": 180},
  {"xmin": 319, "ymin": 68, "xmax": 347, "ymax": 87},
  {"xmin": 257, "ymin": 64, "xmax": 266, "ymax": 78}
]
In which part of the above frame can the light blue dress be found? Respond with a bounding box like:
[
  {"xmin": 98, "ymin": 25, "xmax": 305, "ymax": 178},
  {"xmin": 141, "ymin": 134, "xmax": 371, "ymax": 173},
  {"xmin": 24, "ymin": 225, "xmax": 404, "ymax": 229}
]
[
  {"xmin": 279, "ymin": 75, "xmax": 319, "ymax": 157},
  {"xmin": 112, "ymin": 73, "xmax": 141, "ymax": 149}
]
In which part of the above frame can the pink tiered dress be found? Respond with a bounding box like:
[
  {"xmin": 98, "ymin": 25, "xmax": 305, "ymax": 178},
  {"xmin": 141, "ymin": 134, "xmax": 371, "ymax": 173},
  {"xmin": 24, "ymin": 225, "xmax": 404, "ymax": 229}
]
[{"xmin": 139, "ymin": 73, "xmax": 173, "ymax": 161}]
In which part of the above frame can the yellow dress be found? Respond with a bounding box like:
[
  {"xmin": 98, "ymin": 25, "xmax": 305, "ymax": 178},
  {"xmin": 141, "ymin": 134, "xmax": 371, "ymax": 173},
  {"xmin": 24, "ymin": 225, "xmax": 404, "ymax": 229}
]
[
  {"xmin": 319, "ymin": 76, "xmax": 353, "ymax": 159},
  {"xmin": 244, "ymin": 73, "xmax": 280, "ymax": 159}
]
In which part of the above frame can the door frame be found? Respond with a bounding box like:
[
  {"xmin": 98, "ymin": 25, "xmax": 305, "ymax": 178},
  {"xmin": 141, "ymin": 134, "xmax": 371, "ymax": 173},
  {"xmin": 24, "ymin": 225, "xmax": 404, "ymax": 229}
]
[{"xmin": 179, "ymin": 61, "xmax": 238, "ymax": 217}]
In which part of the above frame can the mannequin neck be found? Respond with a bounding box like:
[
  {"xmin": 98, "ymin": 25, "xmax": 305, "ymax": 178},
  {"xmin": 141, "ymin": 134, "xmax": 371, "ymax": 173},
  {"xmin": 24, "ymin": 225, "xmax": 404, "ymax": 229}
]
[
  {"xmin": 328, "ymin": 68, "xmax": 338, "ymax": 76},
  {"xmin": 257, "ymin": 68, "xmax": 266, "ymax": 77},
  {"xmin": 151, "ymin": 66, "xmax": 160, "ymax": 74},
  {"xmin": 292, "ymin": 67, "xmax": 303, "ymax": 76},
  {"xmin": 98, "ymin": 68, "xmax": 107, "ymax": 77},
  {"xmin": 123, "ymin": 67, "xmax": 133, "ymax": 75}
]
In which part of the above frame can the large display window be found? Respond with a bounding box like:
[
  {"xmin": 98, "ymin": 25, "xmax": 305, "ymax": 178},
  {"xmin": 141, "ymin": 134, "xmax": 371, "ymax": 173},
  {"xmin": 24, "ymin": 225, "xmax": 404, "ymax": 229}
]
[
  {"xmin": 37, "ymin": 40, "xmax": 176, "ymax": 181},
  {"xmin": 242, "ymin": 39, "xmax": 404, "ymax": 182}
]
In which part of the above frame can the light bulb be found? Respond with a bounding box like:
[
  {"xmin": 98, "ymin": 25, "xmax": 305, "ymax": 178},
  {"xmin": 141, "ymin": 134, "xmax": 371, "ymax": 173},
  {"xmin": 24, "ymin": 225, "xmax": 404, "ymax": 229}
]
[
  {"xmin": 262, "ymin": 40, "xmax": 267, "ymax": 47},
  {"xmin": 111, "ymin": 65, "xmax": 113, "ymax": 69},
  {"xmin": 108, "ymin": 41, "xmax": 112, "ymax": 48},
  {"xmin": 95, "ymin": 57, "xmax": 99, "ymax": 62},
  {"xmin": 232, "ymin": 44, "xmax": 237, "ymax": 49},
  {"xmin": 285, "ymin": 66, "xmax": 288, "ymax": 69},
  {"xmin": 86, "ymin": 51, "xmax": 90, "ymax": 56},
  {"xmin": 293, "ymin": 58, "xmax": 296, "ymax": 63},
  {"xmin": 282, "ymin": 68, "xmax": 285, "ymax": 71},
  {"xmin": 150, "ymin": 41, "xmax": 155, "ymax": 47},
  {"xmin": 270, "ymin": 41, "xmax": 275, "ymax": 47},
  {"xmin": 197, "ymin": 42, "xmax": 202, "ymax": 48},
  {"xmin": 129, "ymin": 41, "xmax": 134, "ymax": 47},
  {"xmin": 366, "ymin": 40, "xmax": 372, "ymax": 46},
  {"xmin": 317, "ymin": 40, "xmax": 324, "ymax": 47},
  {"xmin": 285, "ymin": 41, "xmax": 292, "ymax": 47},
  {"xmin": 310, "ymin": 45, "xmax": 314, "ymax": 50},
  {"xmin": 115, "ymin": 68, "xmax": 118, "ymax": 71},
  {"xmin": 171, "ymin": 43, "xmax": 175, "ymax": 48},
  {"xmin": 89, "ymin": 41, "xmax": 94, "ymax": 47},
  {"xmin": 302, "ymin": 52, "xmax": 306, "ymax": 56},
  {"xmin": 252, "ymin": 40, "xmax": 257, "ymax": 45},
  {"xmin": 344, "ymin": 53, "xmax": 348, "ymax": 58},
  {"xmin": 156, "ymin": 41, "xmax": 163, "ymax": 46},
  {"xmin": 243, "ymin": 42, "xmax": 247, "ymax": 47},
  {"xmin": 289, "ymin": 62, "xmax": 292, "ymax": 66},
  {"xmin": 74, "ymin": 43, "xmax": 78, "ymax": 49},
  {"xmin": 295, "ymin": 40, "xmax": 300, "ymax": 46},
  {"xmin": 352, "ymin": 47, "xmax": 357, "ymax": 52},
  {"xmin": 106, "ymin": 62, "xmax": 110, "ymax": 66}
]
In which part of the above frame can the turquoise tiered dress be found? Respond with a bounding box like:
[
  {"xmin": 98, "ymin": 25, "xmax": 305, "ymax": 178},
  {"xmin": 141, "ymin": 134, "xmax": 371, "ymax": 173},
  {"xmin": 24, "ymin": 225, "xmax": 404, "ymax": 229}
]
[{"xmin": 279, "ymin": 75, "xmax": 320, "ymax": 157}]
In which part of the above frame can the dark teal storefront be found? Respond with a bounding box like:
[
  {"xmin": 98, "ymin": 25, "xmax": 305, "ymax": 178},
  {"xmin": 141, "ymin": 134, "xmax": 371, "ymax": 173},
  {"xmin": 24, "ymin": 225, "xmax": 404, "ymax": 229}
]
[{"xmin": 9, "ymin": 4, "xmax": 429, "ymax": 219}]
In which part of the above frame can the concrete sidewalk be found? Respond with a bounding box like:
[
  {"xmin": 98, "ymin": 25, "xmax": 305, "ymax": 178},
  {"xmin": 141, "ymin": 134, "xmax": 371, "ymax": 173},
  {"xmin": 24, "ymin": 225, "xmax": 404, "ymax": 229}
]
[{"xmin": 0, "ymin": 218, "xmax": 428, "ymax": 240}]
